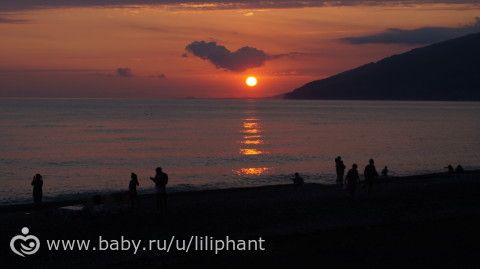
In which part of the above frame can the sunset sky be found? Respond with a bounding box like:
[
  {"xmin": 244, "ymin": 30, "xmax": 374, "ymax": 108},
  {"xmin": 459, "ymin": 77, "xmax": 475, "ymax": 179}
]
[{"xmin": 1, "ymin": 1, "xmax": 479, "ymax": 98}]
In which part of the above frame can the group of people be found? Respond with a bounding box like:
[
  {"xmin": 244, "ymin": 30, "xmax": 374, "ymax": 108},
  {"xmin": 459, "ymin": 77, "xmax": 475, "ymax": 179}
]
[
  {"xmin": 30, "ymin": 167, "xmax": 169, "ymax": 213},
  {"xmin": 335, "ymin": 156, "xmax": 388, "ymax": 200},
  {"xmin": 30, "ymin": 160, "xmax": 468, "ymax": 207},
  {"xmin": 125, "ymin": 167, "xmax": 169, "ymax": 211},
  {"xmin": 445, "ymin": 164, "xmax": 464, "ymax": 174},
  {"xmin": 30, "ymin": 159, "xmax": 383, "ymax": 208},
  {"xmin": 290, "ymin": 156, "xmax": 386, "ymax": 200}
]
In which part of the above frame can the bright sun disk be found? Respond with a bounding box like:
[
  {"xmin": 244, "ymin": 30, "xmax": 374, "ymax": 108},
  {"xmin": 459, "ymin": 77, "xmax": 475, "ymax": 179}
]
[{"xmin": 245, "ymin": 76, "xmax": 258, "ymax": 87}]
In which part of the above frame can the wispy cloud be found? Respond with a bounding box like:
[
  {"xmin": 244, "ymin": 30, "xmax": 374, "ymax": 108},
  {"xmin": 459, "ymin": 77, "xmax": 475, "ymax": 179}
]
[
  {"xmin": 341, "ymin": 17, "xmax": 480, "ymax": 45},
  {"xmin": 1, "ymin": 1, "xmax": 479, "ymax": 11},
  {"xmin": 0, "ymin": 68, "xmax": 102, "ymax": 73},
  {"xmin": 0, "ymin": 15, "xmax": 31, "ymax": 24}
]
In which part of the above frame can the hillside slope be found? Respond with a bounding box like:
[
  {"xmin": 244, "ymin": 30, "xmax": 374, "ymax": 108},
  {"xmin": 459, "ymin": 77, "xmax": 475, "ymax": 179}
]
[{"xmin": 284, "ymin": 33, "xmax": 480, "ymax": 100}]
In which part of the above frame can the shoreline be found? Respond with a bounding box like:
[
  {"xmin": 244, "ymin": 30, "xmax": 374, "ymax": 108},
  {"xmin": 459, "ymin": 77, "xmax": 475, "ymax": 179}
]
[{"xmin": 2, "ymin": 169, "xmax": 478, "ymax": 213}]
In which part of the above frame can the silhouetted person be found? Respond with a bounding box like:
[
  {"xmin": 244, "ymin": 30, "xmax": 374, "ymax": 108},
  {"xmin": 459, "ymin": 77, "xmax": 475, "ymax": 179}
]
[
  {"xmin": 292, "ymin": 172, "xmax": 304, "ymax": 185},
  {"xmin": 381, "ymin": 166, "xmax": 389, "ymax": 178},
  {"xmin": 129, "ymin": 173, "xmax": 139, "ymax": 208},
  {"xmin": 445, "ymin": 164, "xmax": 454, "ymax": 174},
  {"xmin": 31, "ymin": 174, "xmax": 43, "ymax": 206},
  {"xmin": 335, "ymin": 156, "xmax": 346, "ymax": 185},
  {"xmin": 150, "ymin": 167, "xmax": 168, "ymax": 213},
  {"xmin": 455, "ymin": 165, "xmax": 464, "ymax": 174},
  {"xmin": 345, "ymin": 164, "xmax": 360, "ymax": 201},
  {"xmin": 364, "ymin": 159, "xmax": 378, "ymax": 195}
]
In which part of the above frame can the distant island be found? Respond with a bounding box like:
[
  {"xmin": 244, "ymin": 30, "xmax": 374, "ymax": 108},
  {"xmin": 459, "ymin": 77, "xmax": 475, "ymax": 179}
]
[{"xmin": 284, "ymin": 32, "xmax": 480, "ymax": 100}]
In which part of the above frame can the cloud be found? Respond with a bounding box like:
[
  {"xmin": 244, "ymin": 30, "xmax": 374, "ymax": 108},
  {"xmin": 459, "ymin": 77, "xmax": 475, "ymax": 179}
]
[
  {"xmin": 185, "ymin": 41, "xmax": 268, "ymax": 72},
  {"xmin": 0, "ymin": 68, "xmax": 102, "ymax": 73},
  {"xmin": 269, "ymin": 52, "xmax": 311, "ymax": 59},
  {"xmin": 341, "ymin": 17, "xmax": 480, "ymax": 45},
  {"xmin": 1, "ymin": 1, "xmax": 479, "ymax": 11},
  {"xmin": 115, "ymin": 67, "xmax": 134, "ymax": 77},
  {"xmin": 150, "ymin": 73, "xmax": 166, "ymax": 79},
  {"xmin": 0, "ymin": 15, "xmax": 30, "ymax": 24}
]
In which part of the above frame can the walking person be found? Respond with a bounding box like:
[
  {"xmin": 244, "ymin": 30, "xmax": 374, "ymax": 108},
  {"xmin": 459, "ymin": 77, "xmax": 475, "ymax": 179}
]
[
  {"xmin": 335, "ymin": 156, "xmax": 346, "ymax": 185},
  {"xmin": 31, "ymin": 174, "xmax": 43, "ymax": 207},
  {"xmin": 150, "ymin": 167, "xmax": 168, "ymax": 214},
  {"xmin": 129, "ymin": 173, "xmax": 140, "ymax": 208},
  {"xmin": 364, "ymin": 159, "xmax": 379, "ymax": 195},
  {"xmin": 345, "ymin": 164, "xmax": 360, "ymax": 202}
]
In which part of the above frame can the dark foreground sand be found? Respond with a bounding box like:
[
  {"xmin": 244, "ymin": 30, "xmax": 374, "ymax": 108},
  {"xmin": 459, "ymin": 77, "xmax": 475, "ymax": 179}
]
[{"xmin": 2, "ymin": 171, "xmax": 480, "ymax": 269}]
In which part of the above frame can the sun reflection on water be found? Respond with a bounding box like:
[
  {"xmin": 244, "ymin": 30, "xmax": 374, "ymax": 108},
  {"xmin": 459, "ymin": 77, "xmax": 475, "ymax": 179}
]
[
  {"xmin": 237, "ymin": 106, "xmax": 270, "ymax": 175},
  {"xmin": 244, "ymin": 135, "xmax": 261, "ymax": 139},
  {"xmin": 243, "ymin": 122, "xmax": 259, "ymax": 129},
  {"xmin": 240, "ymin": 148, "xmax": 263, "ymax": 155},
  {"xmin": 242, "ymin": 140, "xmax": 262, "ymax": 145},
  {"xmin": 234, "ymin": 167, "xmax": 269, "ymax": 176},
  {"xmin": 243, "ymin": 129, "xmax": 260, "ymax": 134}
]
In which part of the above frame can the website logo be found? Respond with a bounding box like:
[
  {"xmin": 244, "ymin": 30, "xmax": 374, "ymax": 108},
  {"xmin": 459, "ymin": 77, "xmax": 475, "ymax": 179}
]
[{"xmin": 10, "ymin": 227, "xmax": 40, "ymax": 257}]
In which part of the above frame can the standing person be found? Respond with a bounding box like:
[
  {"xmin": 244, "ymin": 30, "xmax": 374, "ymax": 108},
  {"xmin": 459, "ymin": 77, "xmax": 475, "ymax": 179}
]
[
  {"xmin": 150, "ymin": 167, "xmax": 168, "ymax": 213},
  {"xmin": 364, "ymin": 159, "xmax": 379, "ymax": 195},
  {"xmin": 31, "ymin": 174, "xmax": 43, "ymax": 206},
  {"xmin": 381, "ymin": 166, "xmax": 389, "ymax": 178},
  {"xmin": 445, "ymin": 164, "xmax": 454, "ymax": 174},
  {"xmin": 455, "ymin": 165, "xmax": 464, "ymax": 174},
  {"xmin": 129, "ymin": 173, "xmax": 140, "ymax": 208},
  {"xmin": 335, "ymin": 156, "xmax": 346, "ymax": 185},
  {"xmin": 345, "ymin": 164, "xmax": 360, "ymax": 201},
  {"xmin": 292, "ymin": 172, "xmax": 304, "ymax": 185}
]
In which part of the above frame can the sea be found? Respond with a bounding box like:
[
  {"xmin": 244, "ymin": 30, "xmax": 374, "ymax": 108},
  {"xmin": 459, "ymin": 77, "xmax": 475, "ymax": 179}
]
[{"xmin": 1, "ymin": 98, "xmax": 480, "ymax": 204}]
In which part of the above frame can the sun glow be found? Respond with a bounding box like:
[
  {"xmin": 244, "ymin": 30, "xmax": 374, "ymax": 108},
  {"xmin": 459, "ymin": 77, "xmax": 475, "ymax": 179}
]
[{"xmin": 245, "ymin": 76, "xmax": 258, "ymax": 87}]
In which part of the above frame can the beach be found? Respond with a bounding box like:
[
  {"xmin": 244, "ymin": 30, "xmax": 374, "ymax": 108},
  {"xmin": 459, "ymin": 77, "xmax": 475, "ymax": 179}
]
[{"xmin": 2, "ymin": 170, "xmax": 480, "ymax": 268}]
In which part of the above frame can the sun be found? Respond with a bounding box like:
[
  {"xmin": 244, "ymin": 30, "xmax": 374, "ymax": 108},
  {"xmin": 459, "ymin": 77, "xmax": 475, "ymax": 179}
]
[{"xmin": 245, "ymin": 76, "xmax": 258, "ymax": 87}]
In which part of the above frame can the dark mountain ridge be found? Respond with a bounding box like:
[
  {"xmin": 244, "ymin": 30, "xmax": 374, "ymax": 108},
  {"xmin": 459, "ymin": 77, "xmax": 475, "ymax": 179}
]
[{"xmin": 284, "ymin": 32, "xmax": 480, "ymax": 100}]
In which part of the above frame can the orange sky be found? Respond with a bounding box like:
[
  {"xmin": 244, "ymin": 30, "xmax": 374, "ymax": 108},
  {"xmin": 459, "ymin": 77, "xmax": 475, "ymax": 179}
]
[{"xmin": 0, "ymin": 2, "xmax": 479, "ymax": 98}]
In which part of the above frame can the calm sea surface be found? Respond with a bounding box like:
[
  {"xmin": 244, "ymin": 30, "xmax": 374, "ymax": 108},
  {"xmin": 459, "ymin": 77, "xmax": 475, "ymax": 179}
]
[{"xmin": 1, "ymin": 99, "xmax": 480, "ymax": 204}]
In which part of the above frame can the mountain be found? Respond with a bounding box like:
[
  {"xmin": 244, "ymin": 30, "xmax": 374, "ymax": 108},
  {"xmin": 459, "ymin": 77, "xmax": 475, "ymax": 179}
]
[{"xmin": 284, "ymin": 33, "xmax": 480, "ymax": 100}]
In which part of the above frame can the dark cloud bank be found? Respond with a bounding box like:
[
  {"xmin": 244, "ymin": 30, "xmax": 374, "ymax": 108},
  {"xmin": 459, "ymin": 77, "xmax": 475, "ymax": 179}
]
[{"xmin": 342, "ymin": 17, "xmax": 480, "ymax": 45}]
